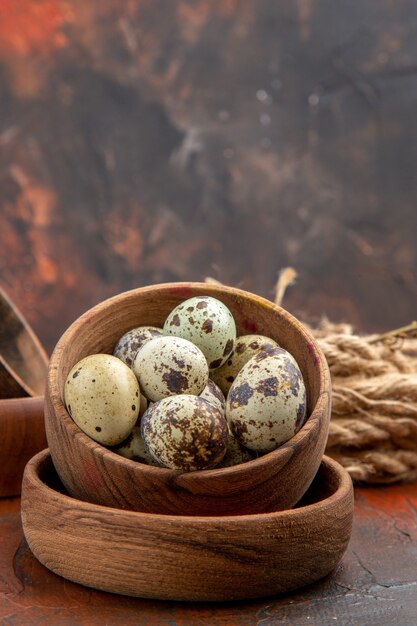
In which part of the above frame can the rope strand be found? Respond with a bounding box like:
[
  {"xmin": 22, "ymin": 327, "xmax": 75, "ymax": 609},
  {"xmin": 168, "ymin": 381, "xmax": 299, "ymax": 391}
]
[
  {"xmin": 312, "ymin": 322, "xmax": 417, "ymax": 483},
  {"xmin": 273, "ymin": 267, "xmax": 417, "ymax": 484}
]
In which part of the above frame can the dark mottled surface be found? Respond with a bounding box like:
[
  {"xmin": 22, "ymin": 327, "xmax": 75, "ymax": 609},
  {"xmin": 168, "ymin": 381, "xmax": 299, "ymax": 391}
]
[
  {"xmin": 201, "ymin": 379, "xmax": 226, "ymax": 413},
  {"xmin": 141, "ymin": 395, "xmax": 228, "ymax": 470},
  {"xmin": 209, "ymin": 357, "xmax": 223, "ymax": 369},
  {"xmin": 226, "ymin": 346, "xmax": 307, "ymax": 451},
  {"xmin": 254, "ymin": 346, "xmax": 285, "ymax": 362},
  {"xmin": 229, "ymin": 418, "xmax": 249, "ymax": 442},
  {"xmin": 256, "ymin": 376, "xmax": 279, "ymax": 397},
  {"xmin": 235, "ymin": 343, "xmax": 246, "ymax": 355},
  {"xmin": 134, "ymin": 336, "xmax": 208, "ymax": 400},
  {"xmin": 201, "ymin": 318, "xmax": 213, "ymax": 334},
  {"xmin": 172, "ymin": 355, "xmax": 185, "ymax": 369},
  {"xmin": 162, "ymin": 369, "xmax": 190, "ymax": 393},
  {"xmin": 169, "ymin": 314, "xmax": 181, "ymax": 327},
  {"xmin": 211, "ymin": 334, "xmax": 280, "ymax": 395},
  {"xmin": 228, "ymin": 382, "xmax": 254, "ymax": 408},
  {"xmin": 113, "ymin": 326, "xmax": 162, "ymax": 367},
  {"xmin": 295, "ymin": 401, "xmax": 307, "ymax": 430},
  {"xmin": 280, "ymin": 358, "xmax": 303, "ymax": 397},
  {"xmin": 1, "ymin": 1, "xmax": 417, "ymax": 356},
  {"xmin": 165, "ymin": 297, "xmax": 236, "ymax": 369},
  {"xmin": 223, "ymin": 338, "xmax": 234, "ymax": 356}
]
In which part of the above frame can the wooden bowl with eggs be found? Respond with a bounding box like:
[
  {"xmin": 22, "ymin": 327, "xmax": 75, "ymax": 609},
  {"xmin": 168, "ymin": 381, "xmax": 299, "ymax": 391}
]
[{"xmin": 44, "ymin": 282, "xmax": 331, "ymax": 516}]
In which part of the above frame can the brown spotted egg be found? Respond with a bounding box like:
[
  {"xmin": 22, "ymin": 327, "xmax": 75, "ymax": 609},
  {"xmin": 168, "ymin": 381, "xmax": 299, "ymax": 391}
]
[
  {"xmin": 141, "ymin": 395, "xmax": 228, "ymax": 471},
  {"xmin": 163, "ymin": 296, "xmax": 236, "ymax": 370},
  {"xmin": 226, "ymin": 346, "xmax": 307, "ymax": 452},
  {"xmin": 211, "ymin": 334, "xmax": 279, "ymax": 395},
  {"xmin": 132, "ymin": 336, "xmax": 209, "ymax": 402},
  {"xmin": 218, "ymin": 428, "xmax": 257, "ymax": 467},
  {"xmin": 137, "ymin": 392, "xmax": 148, "ymax": 421},
  {"xmin": 113, "ymin": 325, "xmax": 162, "ymax": 367},
  {"xmin": 200, "ymin": 379, "xmax": 225, "ymax": 414},
  {"xmin": 112, "ymin": 426, "xmax": 161, "ymax": 466},
  {"xmin": 64, "ymin": 354, "xmax": 140, "ymax": 446}
]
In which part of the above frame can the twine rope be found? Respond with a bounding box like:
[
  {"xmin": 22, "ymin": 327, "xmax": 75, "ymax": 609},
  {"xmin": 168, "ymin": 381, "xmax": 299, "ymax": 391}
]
[{"xmin": 274, "ymin": 269, "xmax": 417, "ymax": 484}]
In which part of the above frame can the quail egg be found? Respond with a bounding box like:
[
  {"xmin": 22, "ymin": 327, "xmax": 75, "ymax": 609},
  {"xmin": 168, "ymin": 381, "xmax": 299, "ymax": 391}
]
[
  {"xmin": 132, "ymin": 335, "xmax": 209, "ymax": 402},
  {"xmin": 211, "ymin": 334, "xmax": 279, "ymax": 395},
  {"xmin": 113, "ymin": 325, "xmax": 163, "ymax": 367},
  {"xmin": 137, "ymin": 392, "xmax": 148, "ymax": 421},
  {"xmin": 64, "ymin": 354, "xmax": 140, "ymax": 446},
  {"xmin": 217, "ymin": 428, "xmax": 257, "ymax": 467},
  {"xmin": 200, "ymin": 379, "xmax": 226, "ymax": 414},
  {"xmin": 226, "ymin": 346, "xmax": 307, "ymax": 452},
  {"xmin": 141, "ymin": 395, "xmax": 229, "ymax": 471},
  {"xmin": 163, "ymin": 296, "xmax": 236, "ymax": 369},
  {"xmin": 112, "ymin": 426, "xmax": 161, "ymax": 466}
]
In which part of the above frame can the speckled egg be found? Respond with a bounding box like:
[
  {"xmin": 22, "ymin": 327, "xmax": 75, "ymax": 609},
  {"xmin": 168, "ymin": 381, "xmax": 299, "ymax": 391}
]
[
  {"xmin": 218, "ymin": 428, "xmax": 257, "ymax": 467},
  {"xmin": 211, "ymin": 334, "xmax": 279, "ymax": 396},
  {"xmin": 200, "ymin": 379, "xmax": 225, "ymax": 414},
  {"xmin": 132, "ymin": 336, "xmax": 209, "ymax": 402},
  {"xmin": 113, "ymin": 326, "xmax": 163, "ymax": 367},
  {"xmin": 64, "ymin": 354, "xmax": 140, "ymax": 446},
  {"xmin": 138, "ymin": 393, "xmax": 148, "ymax": 421},
  {"xmin": 163, "ymin": 296, "xmax": 236, "ymax": 370},
  {"xmin": 226, "ymin": 346, "xmax": 307, "ymax": 452},
  {"xmin": 112, "ymin": 426, "xmax": 161, "ymax": 466},
  {"xmin": 141, "ymin": 395, "xmax": 229, "ymax": 471}
]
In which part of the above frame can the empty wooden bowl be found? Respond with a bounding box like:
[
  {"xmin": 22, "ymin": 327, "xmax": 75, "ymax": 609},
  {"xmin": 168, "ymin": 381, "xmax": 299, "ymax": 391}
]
[
  {"xmin": 21, "ymin": 449, "xmax": 353, "ymax": 601},
  {"xmin": 45, "ymin": 282, "xmax": 331, "ymax": 516},
  {"xmin": 0, "ymin": 286, "xmax": 48, "ymax": 398}
]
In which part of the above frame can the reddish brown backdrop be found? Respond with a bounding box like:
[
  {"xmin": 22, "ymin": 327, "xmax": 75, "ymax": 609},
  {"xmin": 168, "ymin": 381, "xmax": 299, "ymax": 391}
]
[{"xmin": 1, "ymin": 0, "xmax": 416, "ymax": 353}]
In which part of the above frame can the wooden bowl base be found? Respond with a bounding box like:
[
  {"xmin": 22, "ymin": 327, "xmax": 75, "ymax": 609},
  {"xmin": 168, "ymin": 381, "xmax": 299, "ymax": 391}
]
[{"xmin": 21, "ymin": 450, "xmax": 354, "ymax": 602}]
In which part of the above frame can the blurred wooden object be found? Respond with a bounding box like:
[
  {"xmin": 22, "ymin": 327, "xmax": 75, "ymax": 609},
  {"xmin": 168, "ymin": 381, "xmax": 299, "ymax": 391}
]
[
  {"xmin": 0, "ymin": 397, "xmax": 46, "ymax": 497},
  {"xmin": 0, "ymin": 287, "xmax": 48, "ymax": 496},
  {"xmin": 0, "ymin": 287, "xmax": 48, "ymax": 398}
]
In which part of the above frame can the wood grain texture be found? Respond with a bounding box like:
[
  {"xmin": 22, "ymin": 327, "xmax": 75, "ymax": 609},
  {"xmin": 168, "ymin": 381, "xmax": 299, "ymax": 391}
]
[
  {"xmin": 1, "ymin": 0, "xmax": 417, "ymax": 356},
  {"xmin": 45, "ymin": 282, "xmax": 331, "ymax": 516},
  {"xmin": 0, "ymin": 286, "xmax": 48, "ymax": 398},
  {"xmin": 21, "ymin": 449, "xmax": 353, "ymax": 601},
  {"xmin": 2, "ymin": 480, "xmax": 417, "ymax": 624},
  {"xmin": 0, "ymin": 396, "xmax": 46, "ymax": 497}
]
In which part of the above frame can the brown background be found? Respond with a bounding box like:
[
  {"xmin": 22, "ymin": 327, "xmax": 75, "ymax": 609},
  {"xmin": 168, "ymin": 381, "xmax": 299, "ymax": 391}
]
[
  {"xmin": 1, "ymin": 4, "xmax": 417, "ymax": 624},
  {"xmin": 1, "ymin": 0, "xmax": 416, "ymax": 353}
]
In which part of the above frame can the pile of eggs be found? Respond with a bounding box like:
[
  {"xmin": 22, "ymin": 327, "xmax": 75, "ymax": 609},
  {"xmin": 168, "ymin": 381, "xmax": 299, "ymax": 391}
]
[{"xmin": 64, "ymin": 296, "xmax": 307, "ymax": 471}]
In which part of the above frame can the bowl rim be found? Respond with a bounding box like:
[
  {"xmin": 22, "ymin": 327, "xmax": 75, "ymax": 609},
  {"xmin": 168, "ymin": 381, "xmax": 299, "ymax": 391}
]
[
  {"xmin": 46, "ymin": 281, "xmax": 331, "ymax": 477},
  {"xmin": 25, "ymin": 449, "xmax": 352, "ymax": 524}
]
